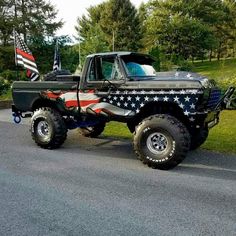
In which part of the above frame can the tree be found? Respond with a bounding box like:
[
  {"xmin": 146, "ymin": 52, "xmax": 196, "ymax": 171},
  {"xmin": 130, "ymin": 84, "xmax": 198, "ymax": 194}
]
[
  {"xmin": 0, "ymin": 0, "xmax": 63, "ymax": 45},
  {"xmin": 143, "ymin": 0, "xmax": 235, "ymax": 62},
  {"xmin": 75, "ymin": 0, "xmax": 142, "ymax": 56},
  {"xmin": 0, "ymin": 0, "xmax": 63, "ymax": 75},
  {"xmin": 29, "ymin": 35, "xmax": 79, "ymax": 74},
  {"xmin": 99, "ymin": 0, "xmax": 142, "ymax": 51},
  {"xmin": 78, "ymin": 24, "xmax": 109, "ymax": 64},
  {"xmin": 75, "ymin": 3, "xmax": 109, "ymax": 64}
]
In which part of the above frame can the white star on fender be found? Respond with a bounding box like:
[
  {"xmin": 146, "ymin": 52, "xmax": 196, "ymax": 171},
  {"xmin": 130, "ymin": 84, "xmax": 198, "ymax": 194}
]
[
  {"xmin": 154, "ymin": 96, "xmax": 158, "ymax": 101},
  {"xmin": 184, "ymin": 110, "xmax": 190, "ymax": 116},
  {"xmin": 179, "ymin": 103, "xmax": 184, "ymax": 109},
  {"xmin": 144, "ymin": 96, "xmax": 149, "ymax": 101},
  {"xmin": 190, "ymin": 103, "xmax": 195, "ymax": 109},
  {"xmin": 141, "ymin": 90, "xmax": 145, "ymax": 94},
  {"xmin": 120, "ymin": 96, "xmax": 124, "ymax": 101},
  {"xmin": 117, "ymin": 102, "xmax": 121, "ymax": 106},
  {"xmin": 127, "ymin": 96, "xmax": 132, "ymax": 101},
  {"xmin": 163, "ymin": 96, "xmax": 169, "ymax": 102},
  {"xmin": 174, "ymin": 96, "xmax": 179, "ymax": 102},
  {"xmin": 135, "ymin": 96, "xmax": 140, "ymax": 101},
  {"xmin": 191, "ymin": 89, "xmax": 198, "ymax": 95},
  {"xmin": 114, "ymin": 96, "xmax": 118, "ymax": 101},
  {"xmin": 136, "ymin": 109, "xmax": 140, "ymax": 113},
  {"xmin": 186, "ymin": 73, "xmax": 192, "ymax": 78},
  {"xmin": 132, "ymin": 90, "xmax": 137, "ymax": 94},
  {"xmin": 124, "ymin": 102, "xmax": 128, "ymax": 107},
  {"xmin": 116, "ymin": 90, "xmax": 120, "ymax": 94},
  {"xmin": 170, "ymin": 90, "xmax": 175, "ymax": 94},
  {"xmin": 184, "ymin": 96, "xmax": 190, "ymax": 102},
  {"xmin": 140, "ymin": 103, "xmax": 144, "ymax": 107},
  {"xmin": 131, "ymin": 103, "xmax": 135, "ymax": 108}
]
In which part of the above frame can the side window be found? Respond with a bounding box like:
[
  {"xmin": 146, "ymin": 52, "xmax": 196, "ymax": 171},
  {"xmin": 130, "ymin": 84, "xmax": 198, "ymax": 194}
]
[
  {"xmin": 87, "ymin": 56, "xmax": 122, "ymax": 82},
  {"xmin": 86, "ymin": 59, "xmax": 95, "ymax": 81},
  {"xmin": 101, "ymin": 57, "xmax": 122, "ymax": 81}
]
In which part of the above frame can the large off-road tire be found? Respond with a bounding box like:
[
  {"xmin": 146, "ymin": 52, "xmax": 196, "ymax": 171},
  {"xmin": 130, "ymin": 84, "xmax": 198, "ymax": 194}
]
[
  {"xmin": 31, "ymin": 107, "xmax": 67, "ymax": 149},
  {"xmin": 79, "ymin": 122, "xmax": 106, "ymax": 138},
  {"xmin": 190, "ymin": 128, "xmax": 208, "ymax": 150},
  {"xmin": 133, "ymin": 114, "xmax": 190, "ymax": 170}
]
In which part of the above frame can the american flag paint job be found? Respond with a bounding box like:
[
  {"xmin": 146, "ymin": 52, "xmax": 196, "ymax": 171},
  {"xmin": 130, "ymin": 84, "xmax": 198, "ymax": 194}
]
[{"xmin": 41, "ymin": 87, "xmax": 207, "ymax": 122}]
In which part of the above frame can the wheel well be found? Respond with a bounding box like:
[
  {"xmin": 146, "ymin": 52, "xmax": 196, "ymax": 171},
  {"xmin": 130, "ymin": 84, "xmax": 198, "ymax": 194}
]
[
  {"xmin": 31, "ymin": 99, "xmax": 59, "ymax": 112},
  {"xmin": 127, "ymin": 101, "xmax": 189, "ymax": 132}
]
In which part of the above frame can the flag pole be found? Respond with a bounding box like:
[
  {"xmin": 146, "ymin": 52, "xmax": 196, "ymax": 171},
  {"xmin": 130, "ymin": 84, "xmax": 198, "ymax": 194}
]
[
  {"xmin": 13, "ymin": 29, "xmax": 19, "ymax": 81},
  {"xmin": 78, "ymin": 18, "xmax": 81, "ymax": 71}
]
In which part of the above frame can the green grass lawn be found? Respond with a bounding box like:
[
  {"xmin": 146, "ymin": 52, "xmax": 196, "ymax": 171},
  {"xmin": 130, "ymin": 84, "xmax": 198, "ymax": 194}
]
[
  {"xmin": 193, "ymin": 58, "xmax": 236, "ymax": 79},
  {"xmin": 201, "ymin": 110, "xmax": 236, "ymax": 154},
  {"xmin": 103, "ymin": 110, "xmax": 236, "ymax": 154}
]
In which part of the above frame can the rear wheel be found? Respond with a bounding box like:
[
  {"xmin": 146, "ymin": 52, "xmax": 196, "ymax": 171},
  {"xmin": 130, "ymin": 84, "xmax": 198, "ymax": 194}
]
[
  {"xmin": 79, "ymin": 122, "xmax": 105, "ymax": 138},
  {"xmin": 133, "ymin": 114, "xmax": 190, "ymax": 170},
  {"xmin": 31, "ymin": 107, "xmax": 67, "ymax": 149}
]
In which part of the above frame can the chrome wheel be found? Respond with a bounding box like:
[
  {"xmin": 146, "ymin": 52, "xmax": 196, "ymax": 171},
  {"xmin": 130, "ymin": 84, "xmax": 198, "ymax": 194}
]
[
  {"xmin": 146, "ymin": 132, "xmax": 168, "ymax": 155},
  {"xmin": 37, "ymin": 121, "xmax": 50, "ymax": 140}
]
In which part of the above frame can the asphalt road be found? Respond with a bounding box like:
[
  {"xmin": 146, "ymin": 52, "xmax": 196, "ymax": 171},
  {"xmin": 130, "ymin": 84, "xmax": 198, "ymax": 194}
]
[{"xmin": 0, "ymin": 109, "xmax": 236, "ymax": 236}]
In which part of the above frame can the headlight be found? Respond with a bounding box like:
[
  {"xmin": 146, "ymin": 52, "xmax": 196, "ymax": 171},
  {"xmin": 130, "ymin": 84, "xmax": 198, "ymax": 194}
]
[{"xmin": 200, "ymin": 78, "xmax": 211, "ymax": 88}]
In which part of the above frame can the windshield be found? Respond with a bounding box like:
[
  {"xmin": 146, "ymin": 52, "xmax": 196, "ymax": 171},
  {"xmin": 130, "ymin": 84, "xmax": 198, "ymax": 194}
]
[
  {"xmin": 121, "ymin": 55, "xmax": 157, "ymax": 78},
  {"xmin": 125, "ymin": 62, "xmax": 156, "ymax": 77}
]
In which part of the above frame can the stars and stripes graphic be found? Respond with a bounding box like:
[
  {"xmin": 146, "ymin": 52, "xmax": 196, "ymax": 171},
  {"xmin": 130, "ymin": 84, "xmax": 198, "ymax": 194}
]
[
  {"xmin": 42, "ymin": 88, "xmax": 206, "ymax": 122},
  {"xmin": 99, "ymin": 89, "xmax": 202, "ymax": 120},
  {"xmin": 14, "ymin": 30, "xmax": 40, "ymax": 81},
  {"xmin": 53, "ymin": 40, "xmax": 61, "ymax": 71}
]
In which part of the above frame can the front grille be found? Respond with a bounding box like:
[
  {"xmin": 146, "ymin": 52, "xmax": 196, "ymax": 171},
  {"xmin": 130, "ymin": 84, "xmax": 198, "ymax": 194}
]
[{"xmin": 207, "ymin": 89, "xmax": 221, "ymax": 108}]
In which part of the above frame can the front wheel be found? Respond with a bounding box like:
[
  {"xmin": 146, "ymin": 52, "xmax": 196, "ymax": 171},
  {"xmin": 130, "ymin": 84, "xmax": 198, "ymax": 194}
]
[
  {"xmin": 31, "ymin": 107, "xmax": 67, "ymax": 149},
  {"xmin": 133, "ymin": 114, "xmax": 190, "ymax": 170}
]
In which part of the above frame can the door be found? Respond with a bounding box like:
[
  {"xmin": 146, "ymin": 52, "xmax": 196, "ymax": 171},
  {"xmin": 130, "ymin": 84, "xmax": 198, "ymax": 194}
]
[{"xmin": 79, "ymin": 55, "xmax": 128, "ymax": 116}]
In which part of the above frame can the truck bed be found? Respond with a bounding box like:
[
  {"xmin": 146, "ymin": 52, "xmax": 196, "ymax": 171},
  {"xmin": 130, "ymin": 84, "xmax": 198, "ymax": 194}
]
[{"xmin": 12, "ymin": 81, "xmax": 77, "ymax": 112}]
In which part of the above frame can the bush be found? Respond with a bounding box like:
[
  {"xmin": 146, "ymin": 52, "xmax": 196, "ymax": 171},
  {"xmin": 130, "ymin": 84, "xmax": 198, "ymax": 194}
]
[
  {"xmin": 0, "ymin": 77, "xmax": 10, "ymax": 96},
  {"xmin": 0, "ymin": 70, "xmax": 16, "ymax": 82},
  {"xmin": 177, "ymin": 60, "xmax": 194, "ymax": 71}
]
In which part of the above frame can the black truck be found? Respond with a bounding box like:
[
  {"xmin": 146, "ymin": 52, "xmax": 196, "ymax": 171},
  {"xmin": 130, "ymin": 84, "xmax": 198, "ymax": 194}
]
[{"xmin": 12, "ymin": 52, "xmax": 234, "ymax": 169}]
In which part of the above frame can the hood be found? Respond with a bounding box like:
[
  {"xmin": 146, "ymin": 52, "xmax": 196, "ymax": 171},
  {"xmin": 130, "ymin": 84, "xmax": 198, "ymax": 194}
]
[
  {"xmin": 125, "ymin": 71, "xmax": 210, "ymax": 90},
  {"xmin": 156, "ymin": 71, "xmax": 206, "ymax": 81},
  {"xmin": 131, "ymin": 71, "xmax": 207, "ymax": 82}
]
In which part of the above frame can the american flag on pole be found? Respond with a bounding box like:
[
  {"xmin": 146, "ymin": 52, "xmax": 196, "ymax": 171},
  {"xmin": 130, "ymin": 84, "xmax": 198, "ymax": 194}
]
[
  {"xmin": 53, "ymin": 40, "xmax": 61, "ymax": 71},
  {"xmin": 14, "ymin": 30, "xmax": 40, "ymax": 81}
]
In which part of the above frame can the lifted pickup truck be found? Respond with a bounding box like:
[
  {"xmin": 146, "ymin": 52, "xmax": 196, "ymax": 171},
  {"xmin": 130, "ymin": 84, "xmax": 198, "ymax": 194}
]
[{"xmin": 12, "ymin": 52, "xmax": 234, "ymax": 169}]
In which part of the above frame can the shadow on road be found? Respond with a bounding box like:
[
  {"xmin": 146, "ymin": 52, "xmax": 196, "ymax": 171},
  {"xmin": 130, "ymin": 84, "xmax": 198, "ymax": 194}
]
[
  {"xmin": 1, "ymin": 118, "xmax": 235, "ymax": 181},
  {"xmin": 173, "ymin": 150, "xmax": 236, "ymax": 181},
  {"xmin": 65, "ymin": 130, "xmax": 236, "ymax": 180}
]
